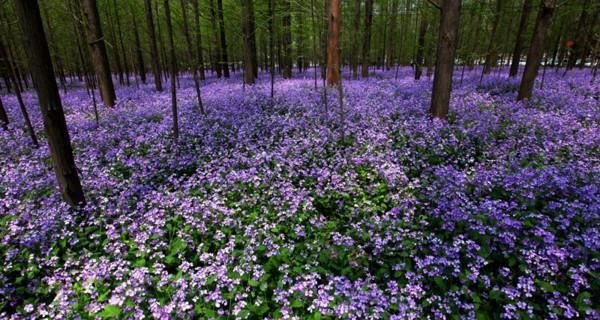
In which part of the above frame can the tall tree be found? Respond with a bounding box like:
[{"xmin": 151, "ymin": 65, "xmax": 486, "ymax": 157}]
[
  {"xmin": 428, "ymin": 0, "xmax": 461, "ymax": 119},
  {"xmin": 180, "ymin": 0, "xmax": 204, "ymax": 113},
  {"xmin": 415, "ymin": 4, "xmax": 429, "ymax": 80},
  {"xmin": 327, "ymin": 0, "xmax": 341, "ymax": 86},
  {"xmin": 216, "ymin": 0, "xmax": 230, "ymax": 77},
  {"xmin": 130, "ymin": 2, "xmax": 147, "ymax": 84},
  {"xmin": 191, "ymin": 0, "xmax": 206, "ymax": 80},
  {"xmin": 144, "ymin": 0, "xmax": 163, "ymax": 91},
  {"xmin": 351, "ymin": 0, "xmax": 361, "ymax": 79},
  {"xmin": 282, "ymin": 0, "xmax": 293, "ymax": 78},
  {"xmin": 209, "ymin": 0, "xmax": 222, "ymax": 77},
  {"xmin": 566, "ymin": 0, "xmax": 590, "ymax": 69},
  {"xmin": 361, "ymin": 0, "xmax": 373, "ymax": 78},
  {"xmin": 269, "ymin": 0, "xmax": 275, "ymax": 97},
  {"xmin": 14, "ymin": 0, "xmax": 85, "ymax": 206},
  {"xmin": 163, "ymin": 0, "xmax": 179, "ymax": 140},
  {"xmin": 113, "ymin": 0, "xmax": 130, "ymax": 86},
  {"xmin": 241, "ymin": 0, "xmax": 258, "ymax": 84},
  {"xmin": 483, "ymin": 0, "xmax": 504, "ymax": 75},
  {"xmin": 517, "ymin": 0, "xmax": 556, "ymax": 101},
  {"xmin": 82, "ymin": 0, "xmax": 116, "ymax": 107},
  {"xmin": 509, "ymin": 0, "xmax": 533, "ymax": 77}
]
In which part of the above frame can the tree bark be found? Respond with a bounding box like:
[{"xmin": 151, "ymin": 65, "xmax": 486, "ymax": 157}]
[
  {"xmin": 82, "ymin": 0, "xmax": 116, "ymax": 107},
  {"xmin": 517, "ymin": 0, "xmax": 556, "ymax": 101},
  {"xmin": 180, "ymin": 0, "xmax": 204, "ymax": 113},
  {"xmin": 163, "ymin": 0, "xmax": 179, "ymax": 141},
  {"xmin": 241, "ymin": 0, "xmax": 258, "ymax": 84},
  {"xmin": 509, "ymin": 0, "xmax": 533, "ymax": 77},
  {"xmin": 327, "ymin": 0, "xmax": 341, "ymax": 86},
  {"xmin": 216, "ymin": 0, "xmax": 230, "ymax": 77},
  {"xmin": 209, "ymin": 0, "xmax": 222, "ymax": 77},
  {"xmin": 415, "ymin": 5, "xmax": 429, "ymax": 80},
  {"xmin": 351, "ymin": 0, "xmax": 361, "ymax": 79},
  {"xmin": 14, "ymin": 0, "xmax": 85, "ymax": 206},
  {"xmin": 429, "ymin": 0, "xmax": 461, "ymax": 119},
  {"xmin": 0, "ymin": 96, "xmax": 8, "ymax": 128},
  {"xmin": 113, "ymin": 0, "xmax": 130, "ymax": 86},
  {"xmin": 130, "ymin": 3, "xmax": 147, "ymax": 84},
  {"xmin": 361, "ymin": 0, "xmax": 374, "ymax": 78},
  {"xmin": 566, "ymin": 0, "xmax": 590, "ymax": 69}
]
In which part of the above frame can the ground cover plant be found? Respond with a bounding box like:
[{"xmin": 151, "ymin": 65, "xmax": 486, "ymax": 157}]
[{"xmin": 1, "ymin": 68, "xmax": 598, "ymax": 319}]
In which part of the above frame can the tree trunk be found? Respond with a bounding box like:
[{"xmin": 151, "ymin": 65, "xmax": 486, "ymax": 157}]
[
  {"xmin": 566, "ymin": 0, "xmax": 590, "ymax": 69},
  {"xmin": 163, "ymin": 0, "xmax": 179, "ymax": 140},
  {"xmin": 131, "ymin": 4, "xmax": 147, "ymax": 84},
  {"xmin": 415, "ymin": 5, "xmax": 429, "ymax": 80},
  {"xmin": 282, "ymin": 0, "xmax": 293, "ymax": 78},
  {"xmin": 327, "ymin": 0, "xmax": 341, "ymax": 86},
  {"xmin": 509, "ymin": 0, "xmax": 533, "ymax": 77},
  {"xmin": 82, "ymin": 0, "xmax": 116, "ymax": 107},
  {"xmin": 351, "ymin": 0, "xmax": 361, "ymax": 79},
  {"xmin": 269, "ymin": 0, "xmax": 275, "ymax": 98},
  {"xmin": 429, "ymin": 0, "xmax": 461, "ymax": 119},
  {"xmin": 113, "ymin": 0, "xmax": 130, "ymax": 86},
  {"xmin": 361, "ymin": 0, "xmax": 373, "ymax": 78},
  {"xmin": 105, "ymin": 6, "xmax": 124, "ymax": 85},
  {"xmin": 180, "ymin": 0, "xmax": 204, "ymax": 114},
  {"xmin": 483, "ymin": 0, "xmax": 503, "ymax": 75},
  {"xmin": 216, "ymin": 0, "xmax": 230, "ymax": 77},
  {"xmin": 191, "ymin": 0, "xmax": 206, "ymax": 80},
  {"xmin": 241, "ymin": 0, "xmax": 258, "ymax": 84},
  {"xmin": 386, "ymin": 0, "xmax": 399, "ymax": 70},
  {"xmin": 14, "ymin": 0, "xmax": 85, "ymax": 206},
  {"xmin": 144, "ymin": 0, "xmax": 163, "ymax": 91},
  {"xmin": 0, "ymin": 96, "xmax": 8, "ymax": 127},
  {"xmin": 517, "ymin": 0, "xmax": 556, "ymax": 101}
]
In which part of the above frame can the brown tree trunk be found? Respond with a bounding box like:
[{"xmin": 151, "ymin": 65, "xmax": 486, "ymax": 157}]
[
  {"xmin": 483, "ymin": 0, "xmax": 503, "ymax": 75},
  {"xmin": 509, "ymin": 0, "xmax": 533, "ymax": 77},
  {"xmin": 144, "ymin": 0, "xmax": 163, "ymax": 91},
  {"xmin": 14, "ymin": 0, "xmax": 85, "ymax": 206},
  {"xmin": 241, "ymin": 0, "xmax": 258, "ymax": 84},
  {"xmin": 327, "ymin": 0, "xmax": 341, "ymax": 86},
  {"xmin": 180, "ymin": 0, "xmax": 204, "ymax": 113},
  {"xmin": 0, "ymin": 96, "xmax": 8, "ymax": 127},
  {"xmin": 361, "ymin": 0, "xmax": 374, "ymax": 78},
  {"xmin": 113, "ymin": 0, "xmax": 130, "ymax": 86},
  {"xmin": 191, "ymin": 0, "xmax": 206, "ymax": 80},
  {"xmin": 351, "ymin": 0, "xmax": 361, "ymax": 79},
  {"xmin": 415, "ymin": 6, "xmax": 429, "ymax": 80},
  {"xmin": 131, "ymin": 3, "xmax": 146, "ymax": 84},
  {"xmin": 567, "ymin": 0, "xmax": 590, "ymax": 69},
  {"xmin": 105, "ymin": 6, "xmax": 124, "ymax": 85},
  {"xmin": 217, "ymin": 0, "xmax": 230, "ymax": 77},
  {"xmin": 82, "ymin": 0, "xmax": 116, "ymax": 107},
  {"xmin": 386, "ymin": 0, "xmax": 399, "ymax": 71},
  {"xmin": 518, "ymin": 0, "xmax": 556, "ymax": 101},
  {"xmin": 163, "ymin": 0, "xmax": 179, "ymax": 140},
  {"xmin": 209, "ymin": 0, "xmax": 222, "ymax": 78},
  {"xmin": 429, "ymin": 0, "xmax": 461, "ymax": 119},
  {"xmin": 282, "ymin": 0, "xmax": 293, "ymax": 78}
]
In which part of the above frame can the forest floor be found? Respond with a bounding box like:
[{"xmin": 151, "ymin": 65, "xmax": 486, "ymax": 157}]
[{"xmin": 0, "ymin": 68, "xmax": 599, "ymax": 319}]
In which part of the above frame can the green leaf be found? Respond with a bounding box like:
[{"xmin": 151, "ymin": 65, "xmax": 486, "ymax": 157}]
[
  {"xmin": 291, "ymin": 299, "xmax": 303, "ymax": 308},
  {"xmin": 248, "ymin": 279, "xmax": 259, "ymax": 287},
  {"xmin": 535, "ymin": 279, "xmax": 554, "ymax": 292},
  {"xmin": 433, "ymin": 276, "xmax": 447, "ymax": 291},
  {"xmin": 98, "ymin": 304, "xmax": 121, "ymax": 318}
]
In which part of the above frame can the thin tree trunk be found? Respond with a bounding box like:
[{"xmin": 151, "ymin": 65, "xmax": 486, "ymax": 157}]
[
  {"xmin": 191, "ymin": 0, "xmax": 206, "ymax": 81},
  {"xmin": 209, "ymin": 0, "xmax": 222, "ymax": 78},
  {"xmin": 0, "ymin": 96, "xmax": 8, "ymax": 128},
  {"xmin": 566, "ymin": 0, "xmax": 590, "ymax": 70},
  {"xmin": 351, "ymin": 0, "xmax": 361, "ymax": 79},
  {"xmin": 311, "ymin": 0, "xmax": 318, "ymax": 88},
  {"xmin": 14, "ymin": 0, "xmax": 85, "ymax": 206},
  {"xmin": 130, "ymin": 3, "xmax": 147, "ymax": 84},
  {"xmin": 282, "ymin": 0, "xmax": 293, "ymax": 78},
  {"xmin": 429, "ymin": 0, "xmax": 461, "ymax": 119},
  {"xmin": 415, "ymin": 5, "xmax": 429, "ymax": 80},
  {"xmin": 483, "ymin": 0, "xmax": 503, "ymax": 75},
  {"xmin": 180, "ymin": 0, "xmax": 204, "ymax": 113},
  {"xmin": 387, "ymin": 0, "xmax": 399, "ymax": 71},
  {"xmin": 82, "ymin": 0, "xmax": 116, "ymax": 107},
  {"xmin": 113, "ymin": 0, "xmax": 130, "ymax": 86},
  {"xmin": 163, "ymin": 0, "xmax": 179, "ymax": 141},
  {"xmin": 217, "ymin": 0, "xmax": 230, "ymax": 77},
  {"xmin": 327, "ymin": 0, "xmax": 341, "ymax": 86},
  {"xmin": 144, "ymin": 0, "xmax": 163, "ymax": 91},
  {"xmin": 241, "ymin": 0, "xmax": 257, "ymax": 84},
  {"xmin": 509, "ymin": 0, "xmax": 533, "ymax": 77},
  {"xmin": 269, "ymin": 0, "xmax": 275, "ymax": 98},
  {"xmin": 517, "ymin": 0, "xmax": 556, "ymax": 101},
  {"xmin": 361, "ymin": 0, "xmax": 374, "ymax": 78}
]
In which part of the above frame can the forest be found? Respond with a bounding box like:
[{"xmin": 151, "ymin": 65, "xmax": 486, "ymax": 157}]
[{"xmin": 0, "ymin": 0, "xmax": 598, "ymax": 318}]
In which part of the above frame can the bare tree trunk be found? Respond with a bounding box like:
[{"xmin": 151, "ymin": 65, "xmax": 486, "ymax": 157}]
[
  {"xmin": 518, "ymin": 0, "xmax": 556, "ymax": 101},
  {"xmin": 566, "ymin": 0, "xmax": 590, "ymax": 70},
  {"xmin": 415, "ymin": 5, "xmax": 429, "ymax": 80},
  {"xmin": 282, "ymin": 0, "xmax": 293, "ymax": 78},
  {"xmin": 14, "ymin": 0, "xmax": 85, "ymax": 206},
  {"xmin": 130, "ymin": 3, "xmax": 146, "ymax": 84},
  {"xmin": 361, "ymin": 0, "xmax": 373, "ymax": 78},
  {"xmin": 209, "ymin": 0, "xmax": 222, "ymax": 78},
  {"xmin": 241, "ymin": 0, "xmax": 257, "ymax": 84},
  {"xmin": 311, "ymin": 0, "xmax": 318, "ymax": 88},
  {"xmin": 144, "ymin": 0, "xmax": 163, "ymax": 91},
  {"xmin": 82, "ymin": 0, "xmax": 116, "ymax": 107},
  {"xmin": 113, "ymin": 0, "xmax": 130, "ymax": 86},
  {"xmin": 180, "ymin": 0, "xmax": 204, "ymax": 113},
  {"xmin": 483, "ymin": 0, "xmax": 503, "ymax": 75},
  {"xmin": 163, "ymin": 0, "xmax": 179, "ymax": 141},
  {"xmin": 191, "ymin": 0, "xmax": 206, "ymax": 81},
  {"xmin": 0, "ymin": 96, "xmax": 8, "ymax": 128},
  {"xmin": 105, "ymin": 6, "xmax": 123, "ymax": 85},
  {"xmin": 509, "ymin": 0, "xmax": 533, "ymax": 77},
  {"xmin": 327, "ymin": 0, "xmax": 341, "ymax": 86},
  {"xmin": 387, "ymin": 0, "xmax": 399, "ymax": 70},
  {"xmin": 429, "ymin": 0, "xmax": 461, "ymax": 119},
  {"xmin": 269, "ymin": 0, "xmax": 275, "ymax": 98},
  {"xmin": 351, "ymin": 0, "xmax": 361, "ymax": 79},
  {"xmin": 217, "ymin": 0, "xmax": 230, "ymax": 77}
]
